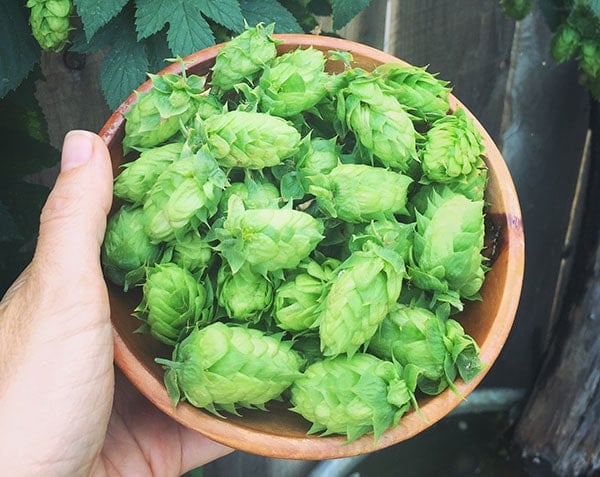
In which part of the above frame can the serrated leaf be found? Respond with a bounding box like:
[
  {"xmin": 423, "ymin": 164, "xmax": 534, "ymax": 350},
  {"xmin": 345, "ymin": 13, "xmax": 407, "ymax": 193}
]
[
  {"xmin": 198, "ymin": 0, "xmax": 245, "ymax": 33},
  {"xmin": 0, "ymin": 0, "xmax": 40, "ymax": 98},
  {"xmin": 239, "ymin": 0, "xmax": 302, "ymax": 32},
  {"xmin": 74, "ymin": 0, "xmax": 130, "ymax": 41},
  {"xmin": 100, "ymin": 14, "xmax": 150, "ymax": 110},
  {"xmin": 134, "ymin": 0, "xmax": 173, "ymax": 40},
  {"xmin": 331, "ymin": 0, "xmax": 371, "ymax": 30},
  {"xmin": 70, "ymin": 8, "xmax": 133, "ymax": 53},
  {"xmin": 167, "ymin": 0, "xmax": 216, "ymax": 56},
  {"xmin": 145, "ymin": 29, "xmax": 172, "ymax": 73}
]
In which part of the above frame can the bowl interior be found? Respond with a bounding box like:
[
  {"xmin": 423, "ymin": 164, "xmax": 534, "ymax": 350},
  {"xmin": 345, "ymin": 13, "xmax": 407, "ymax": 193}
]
[{"xmin": 101, "ymin": 34, "xmax": 525, "ymax": 460}]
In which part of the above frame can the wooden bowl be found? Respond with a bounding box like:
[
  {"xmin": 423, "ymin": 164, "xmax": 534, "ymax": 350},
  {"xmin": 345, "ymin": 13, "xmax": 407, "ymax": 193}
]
[{"xmin": 100, "ymin": 34, "xmax": 525, "ymax": 460}]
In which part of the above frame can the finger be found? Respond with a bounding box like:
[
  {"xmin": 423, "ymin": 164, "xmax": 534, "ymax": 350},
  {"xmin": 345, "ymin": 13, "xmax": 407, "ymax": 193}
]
[{"xmin": 34, "ymin": 130, "xmax": 113, "ymax": 283}]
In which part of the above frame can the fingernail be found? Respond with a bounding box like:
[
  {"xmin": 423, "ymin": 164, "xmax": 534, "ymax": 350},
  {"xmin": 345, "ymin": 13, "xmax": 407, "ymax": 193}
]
[{"xmin": 61, "ymin": 130, "xmax": 95, "ymax": 172}]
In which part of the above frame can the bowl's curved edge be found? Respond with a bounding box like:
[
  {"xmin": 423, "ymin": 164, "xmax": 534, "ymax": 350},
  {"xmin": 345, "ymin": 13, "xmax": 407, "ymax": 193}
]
[{"xmin": 102, "ymin": 33, "xmax": 525, "ymax": 461}]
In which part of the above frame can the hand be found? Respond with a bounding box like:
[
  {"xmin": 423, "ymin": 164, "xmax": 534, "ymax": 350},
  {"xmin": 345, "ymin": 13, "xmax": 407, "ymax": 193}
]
[{"xmin": 0, "ymin": 131, "xmax": 232, "ymax": 476}]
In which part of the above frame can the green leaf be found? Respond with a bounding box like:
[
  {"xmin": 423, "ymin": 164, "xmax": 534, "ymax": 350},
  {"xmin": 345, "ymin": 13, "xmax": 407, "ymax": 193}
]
[
  {"xmin": 74, "ymin": 0, "xmax": 130, "ymax": 41},
  {"xmin": 280, "ymin": 171, "xmax": 305, "ymax": 200},
  {"xmin": 167, "ymin": 0, "xmax": 216, "ymax": 56},
  {"xmin": 134, "ymin": 0, "xmax": 173, "ymax": 40},
  {"xmin": 71, "ymin": 8, "xmax": 132, "ymax": 53},
  {"xmin": 0, "ymin": 0, "xmax": 40, "ymax": 98},
  {"xmin": 331, "ymin": 0, "xmax": 371, "ymax": 30},
  {"xmin": 239, "ymin": 0, "xmax": 302, "ymax": 32},
  {"xmin": 145, "ymin": 29, "xmax": 172, "ymax": 73},
  {"xmin": 198, "ymin": 0, "xmax": 245, "ymax": 33},
  {"xmin": 100, "ymin": 11, "xmax": 150, "ymax": 109}
]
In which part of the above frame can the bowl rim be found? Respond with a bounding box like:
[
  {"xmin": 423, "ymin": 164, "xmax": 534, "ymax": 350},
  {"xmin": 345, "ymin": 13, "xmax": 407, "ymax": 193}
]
[{"xmin": 101, "ymin": 33, "xmax": 525, "ymax": 460}]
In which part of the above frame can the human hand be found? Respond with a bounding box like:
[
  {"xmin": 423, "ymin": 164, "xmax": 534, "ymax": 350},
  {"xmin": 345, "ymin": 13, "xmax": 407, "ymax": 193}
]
[{"xmin": 0, "ymin": 131, "xmax": 232, "ymax": 476}]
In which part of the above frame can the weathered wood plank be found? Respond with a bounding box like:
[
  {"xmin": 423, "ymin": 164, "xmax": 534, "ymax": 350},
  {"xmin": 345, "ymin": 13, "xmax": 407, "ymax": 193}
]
[
  {"xmin": 387, "ymin": 0, "xmax": 515, "ymax": 143},
  {"xmin": 513, "ymin": 102, "xmax": 600, "ymax": 477}
]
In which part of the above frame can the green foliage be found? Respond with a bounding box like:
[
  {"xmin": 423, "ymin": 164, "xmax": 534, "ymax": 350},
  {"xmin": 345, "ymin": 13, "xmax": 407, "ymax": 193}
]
[
  {"xmin": 504, "ymin": 0, "xmax": 600, "ymax": 100},
  {"xmin": 1, "ymin": 0, "xmax": 371, "ymax": 108},
  {"xmin": 0, "ymin": 74, "xmax": 59, "ymax": 295}
]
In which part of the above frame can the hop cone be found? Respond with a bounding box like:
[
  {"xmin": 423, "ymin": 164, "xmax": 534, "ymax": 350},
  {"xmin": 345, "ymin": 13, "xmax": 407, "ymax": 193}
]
[
  {"xmin": 551, "ymin": 24, "xmax": 581, "ymax": 64},
  {"xmin": 319, "ymin": 244, "xmax": 405, "ymax": 357},
  {"xmin": 219, "ymin": 175, "xmax": 281, "ymax": 215},
  {"xmin": 409, "ymin": 187, "xmax": 486, "ymax": 308},
  {"xmin": 158, "ymin": 322, "xmax": 304, "ymax": 415},
  {"xmin": 143, "ymin": 146, "xmax": 227, "ymax": 242},
  {"xmin": 308, "ymin": 163, "xmax": 412, "ymax": 223},
  {"xmin": 217, "ymin": 263, "xmax": 273, "ymax": 323},
  {"xmin": 368, "ymin": 304, "xmax": 484, "ymax": 395},
  {"xmin": 338, "ymin": 74, "xmax": 418, "ymax": 172},
  {"xmin": 201, "ymin": 110, "xmax": 301, "ymax": 169},
  {"xmin": 420, "ymin": 109, "xmax": 485, "ymax": 184},
  {"xmin": 290, "ymin": 353, "xmax": 414, "ymax": 442},
  {"xmin": 114, "ymin": 142, "xmax": 183, "ymax": 205},
  {"xmin": 375, "ymin": 64, "xmax": 451, "ymax": 122},
  {"xmin": 101, "ymin": 205, "xmax": 161, "ymax": 290},
  {"xmin": 349, "ymin": 217, "xmax": 414, "ymax": 263},
  {"xmin": 274, "ymin": 257, "xmax": 341, "ymax": 332},
  {"xmin": 134, "ymin": 263, "xmax": 211, "ymax": 346},
  {"xmin": 211, "ymin": 23, "xmax": 279, "ymax": 92},
  {"xmin": 163, "ymin": 230, "xmax": 213, "ymax": 275},
  {"xmin": 123, "ymin": 72, "xmax": 206, "ymax": 152},
  {"xmin": 216, "ymin": 195, "xmax": 324, "ymax": 275},
  {"xmin": 297, "ymin": 136, "xmax": 339, "ymax": 176},
  {"xmin": 500, "ymin": 0, "xmax": 532, "ymax": 20},
  {"xmin": 258, "ymin": 47, "xmax": 328, "ymax": 117},
  {"xmin": 580, "ymin": 41, "xmax": 600, "ymax": 78},
  {"xmin": 27, "ymin": 0, "xmax": 72, "ymax": 52}
]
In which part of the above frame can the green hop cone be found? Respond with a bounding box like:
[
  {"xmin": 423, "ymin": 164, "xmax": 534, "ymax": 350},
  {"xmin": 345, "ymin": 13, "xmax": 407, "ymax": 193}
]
[
  {"xmin": 420, "ymin": 108, "xmax": 485, "ymax": 184},
  {"xmin": 114, "ymin": 142, "xmax": 183, "ymax": 205},
  {"xmin": 143, "ymin": 145, "xmax": 227, "ymax": 242},
  {"xmin": 308, "ymin": 163, "xmax": 413, "ymax": 223},
  {"xmin": 216, "ymin": 195, "xmax": 324, "ymax": 275},
  {"xmin": 198, "ymin": 110, "xmax": 301, "ymax": 169},
  {"xmin": 550, "ymin": 24, "xmax": 581, "ymax": 64},
  {"xmin": 273, "ymin": 257, "xmax": 341, "ymax": 332},
  {"xmin": 500, "ymin": 0, "xmax": 532, "ymax": 20},
  {"xmin": 162, "ymin": 229, "xmax": 213, "ymax": 275},
  {"xmin": 338, "ymin": 74, "xmax": 418, "ymax": 172},
  {"xmin": 368, "ymin": 303, "xmax": 484, "ymax": 395},
  {"xmin": 408, "ymin": 187, "xmax": 486, "ymax": 309},
  {"xmin": 218, "ymin": 174, "xmax": 281, "ymax": 215},
  {"xmin": 375, "ymin": 64, "xmax": 451, "ymax": 122},
  {"xmin": 580, "ymin": 40, "xmax": 600, "ymax": 78},
  {"xmin": 211, "ymin": 23, "xmax": 279, "ymax": 92},
  {"xmin": 297, "ymin": 135, "xmax": 339, "ymax": 176},
  {"xmin": 134, "ymin": 263, "xmax": 212, "ymax": 346},
  {"xmin": 101, "ymin": 205, "xmax": 161, "ymax": 290},
  {"xmin": 217, "ymin": 263, "xmax": 273, "ymax": 323},
  {"xmin": 257, "ymin": 47, "xmax": 328, "ymax": 117},
  {"xmin": 157, "ymin": 322, "xmax": 304, "ymax": 415},
  {"xmin": 27, "ymin": 0, "xmax": 72, "ymax": 52},
  {"xmin": 290, "ymin": 353, "xmax": 414, "ymax": 442},
  {"xmin": 349, "ymin": 217, "xmax": 415, "ymax": 263},
  {"xmin": 123, "ymin": 71, "xmax": 206, "ymax": 152},
  {"xmin": 319, "ymin": 244, "xmax": 405, "ymax": 357}
]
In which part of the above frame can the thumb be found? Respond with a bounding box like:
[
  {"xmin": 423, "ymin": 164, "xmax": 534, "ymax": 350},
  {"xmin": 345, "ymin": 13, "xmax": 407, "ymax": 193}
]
[{"xmin": 34, "ymin": 130, "xmax": 113, "ymax": 280}]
